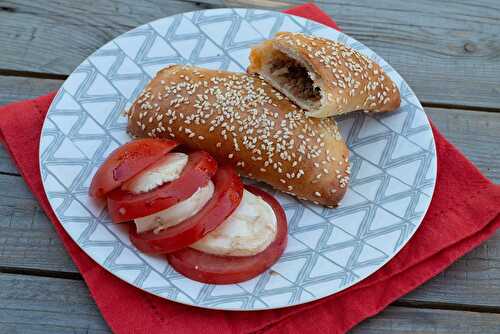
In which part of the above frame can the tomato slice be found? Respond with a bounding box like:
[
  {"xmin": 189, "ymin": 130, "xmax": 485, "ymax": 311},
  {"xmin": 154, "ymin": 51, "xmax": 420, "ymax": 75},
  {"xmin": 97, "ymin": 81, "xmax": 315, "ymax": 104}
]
[
  {"xmin": 166, "ymin": 185, "xmax": 288, "ymax": 284},
  {"xmin": 89, "ymin": 139, "xmax": 178, "ymax": 198},
  {"xmin": 129, "ymin": 165, "xmax": 243, "ymax": 254},
  {"xmin": 107, "ymin": 151, "xmax": 217, "ymax": 223}
]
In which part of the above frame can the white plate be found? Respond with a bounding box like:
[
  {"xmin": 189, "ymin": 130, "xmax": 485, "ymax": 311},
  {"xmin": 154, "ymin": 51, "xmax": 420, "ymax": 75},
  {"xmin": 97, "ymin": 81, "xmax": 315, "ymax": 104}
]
[{"xmin": 39, "ymin": 8, "xmax": 436, "ymax": 311}]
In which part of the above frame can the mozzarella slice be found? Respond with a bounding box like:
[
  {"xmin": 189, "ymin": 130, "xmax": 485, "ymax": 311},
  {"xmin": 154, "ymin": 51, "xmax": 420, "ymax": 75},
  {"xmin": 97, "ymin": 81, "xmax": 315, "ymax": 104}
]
[
  {"xmin": 122, "ymin": 152, "xmax": 188, "ymax": 194},
  {"xmin": 134, "ymin": 181, "xmax": 214, "ymax": 234},
  {"xmin": 191, "ymin": 190, "xmax": 277, "ymax": 257}
]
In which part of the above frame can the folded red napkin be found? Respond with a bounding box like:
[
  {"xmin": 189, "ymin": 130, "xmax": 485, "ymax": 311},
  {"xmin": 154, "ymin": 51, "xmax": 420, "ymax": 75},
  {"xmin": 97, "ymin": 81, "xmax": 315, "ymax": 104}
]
[{"xmin": 1, "ymin": 3, "xmax": 499, "ymax": 333}]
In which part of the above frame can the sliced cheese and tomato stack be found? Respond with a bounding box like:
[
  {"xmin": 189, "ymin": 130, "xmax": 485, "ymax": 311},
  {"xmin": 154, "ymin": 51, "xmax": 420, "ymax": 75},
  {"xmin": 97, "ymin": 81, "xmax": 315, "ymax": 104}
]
[{"xmin": 89, "ymin": 139, "xmax": 287, "ymax": 284}]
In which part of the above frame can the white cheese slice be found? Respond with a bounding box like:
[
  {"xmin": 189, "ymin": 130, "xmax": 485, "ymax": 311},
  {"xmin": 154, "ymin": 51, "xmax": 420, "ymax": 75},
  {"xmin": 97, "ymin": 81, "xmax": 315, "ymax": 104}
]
[
  {"xmin": 191, "ymin": 190, "xmax": 277, "ymax": 257},
  {"xmin": 122, "ymin": 152, "xmax": 188, "ymax": 194},
  {"xmin": 134, "ymin": 181, "xmax": 214, "ymax": 234}
]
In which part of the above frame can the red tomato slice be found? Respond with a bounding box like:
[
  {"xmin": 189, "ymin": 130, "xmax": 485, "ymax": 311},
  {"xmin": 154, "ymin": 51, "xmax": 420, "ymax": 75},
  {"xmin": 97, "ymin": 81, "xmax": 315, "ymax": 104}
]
[
  {"xmin": 107, "ymin": 151, "xmax": 217, "ymax": 223},
  {"xmin": 89, "ymin": 139, "xmax": 178, "ymax": 198},
  {"xmin": 166, "ymin": 185, "xmax": 288, "ymax": 284},
  {"xmin": 129, "ymin": 165, "xmax": 243, "ymax": 254}
]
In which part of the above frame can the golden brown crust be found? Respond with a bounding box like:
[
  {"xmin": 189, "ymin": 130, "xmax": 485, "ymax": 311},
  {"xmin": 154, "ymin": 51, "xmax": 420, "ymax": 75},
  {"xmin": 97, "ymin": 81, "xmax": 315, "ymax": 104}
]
[
  {"xmin": 127, "ymin": 65, "xmax": 350, "ymax": 206},
  {"xmin": 248, "ymin": 32, "xmax": 401, "ymax": 118}
]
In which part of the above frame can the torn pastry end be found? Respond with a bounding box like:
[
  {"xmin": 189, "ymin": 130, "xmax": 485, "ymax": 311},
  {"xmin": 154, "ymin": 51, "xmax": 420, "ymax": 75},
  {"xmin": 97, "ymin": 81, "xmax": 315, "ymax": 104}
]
[{"xmin": 248, "ymin": 32, "xmax": 401, "ymax": 118}]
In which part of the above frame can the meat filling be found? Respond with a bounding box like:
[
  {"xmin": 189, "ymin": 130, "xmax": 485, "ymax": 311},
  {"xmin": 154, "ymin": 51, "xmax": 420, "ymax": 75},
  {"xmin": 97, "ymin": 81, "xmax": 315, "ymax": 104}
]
[{"xmin": 269, "ymin": 56, "xmax": 321, "ymax": 102}]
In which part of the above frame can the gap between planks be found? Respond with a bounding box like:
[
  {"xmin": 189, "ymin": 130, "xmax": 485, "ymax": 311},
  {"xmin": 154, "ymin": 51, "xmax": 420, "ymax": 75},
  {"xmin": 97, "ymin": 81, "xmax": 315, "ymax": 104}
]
[
  {"xmin": 0, "ymin": 68, "xmax": 67, "ymax": 81},
  {"xmin": 0, "ymin": 171, "xmax": 21, "ymax": 177},
  {"xmin": 422, "ymin": 102, "xmax": 500, "ymax": 114},
  {"xmin": 392, "ymin": 299, "xmax": 500, "ymax": 315},
  {"xmin": 0, "ymin": 266, "xmax": 82, "ymax": 281}
]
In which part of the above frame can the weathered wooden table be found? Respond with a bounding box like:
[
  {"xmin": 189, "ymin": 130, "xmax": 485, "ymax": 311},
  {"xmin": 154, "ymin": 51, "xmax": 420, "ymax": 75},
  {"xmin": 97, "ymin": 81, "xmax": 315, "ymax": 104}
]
[{"xmin": 0, "ymin": 0, "xmax": 499, "ymax": 332}]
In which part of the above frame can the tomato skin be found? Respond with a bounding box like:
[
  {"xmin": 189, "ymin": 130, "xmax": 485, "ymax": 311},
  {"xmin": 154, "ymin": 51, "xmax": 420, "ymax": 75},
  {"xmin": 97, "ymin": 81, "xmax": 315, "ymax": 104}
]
[
  {"xmin": 166, "ymin": 185, "xmax": 288, "ymax": 284},
  {"xmin": 107, "ymin": 151, "xmax": 217, "ymax": 223},
  {"xmin": 129, "ymin": 165, "xmax": 243, "ymax": 254},
  {"xmin": 89, "ymin": 139, "xmax": 178, "ymax": 198}
]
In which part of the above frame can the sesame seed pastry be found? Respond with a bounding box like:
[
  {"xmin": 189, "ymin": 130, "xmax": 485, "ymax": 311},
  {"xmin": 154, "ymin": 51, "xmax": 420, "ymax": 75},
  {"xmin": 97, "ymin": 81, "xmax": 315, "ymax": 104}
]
[
  {"xmin": 248, "ymin": 32, "xmax": 401, "ymax": 118},
  {"xmin": 127, "ymin": 65, "xmax": 350, "ymax": 207}
]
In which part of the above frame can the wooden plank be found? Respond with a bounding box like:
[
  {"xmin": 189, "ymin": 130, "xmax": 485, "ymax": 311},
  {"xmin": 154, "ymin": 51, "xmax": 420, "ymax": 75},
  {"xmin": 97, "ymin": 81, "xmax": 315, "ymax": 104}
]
[
  {"xmin": 0, "ymin": 173, "xmax": 77, "ymax": 273},
  {"xmin": 0, "ymin": 0, "xmax": 220, "ymax": 74},
  {"xmin": 1, "ymin": 273, "xmax": 500, "ymax": 334},
  {"xmin": 351, "ymin": 306, "xmax": 500, "ymax": 334},
  {"xmin": 0, "ymin": 273, "xmax": 109, "ymax": 334},
  {"xmin": 0, "ymin": 75, "xmax": 62, "ymax": 106},
  {"xmin": 425, "ymin": 108, "xmax": 500, "ymax": 183},
  {"xmin": 1, "ymin": 0, "xmax": 500, "ymax": 108}
]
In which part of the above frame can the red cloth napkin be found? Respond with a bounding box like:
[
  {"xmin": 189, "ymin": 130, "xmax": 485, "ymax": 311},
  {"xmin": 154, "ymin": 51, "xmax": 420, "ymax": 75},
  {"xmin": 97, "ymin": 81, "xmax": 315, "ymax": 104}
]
[{"xmin": 1, "ymin": 3, "xmax": 499, "ymax": 333}]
